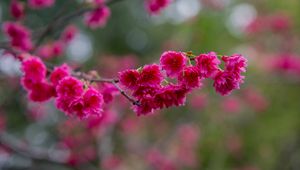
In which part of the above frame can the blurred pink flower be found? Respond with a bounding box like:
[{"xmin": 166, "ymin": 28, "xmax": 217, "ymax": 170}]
[
  {"xmin": 221, "ymin": 97, "xmax": 242, "ymax": 113},
  {"xmin": 3, "ymin": 22, "xmax": 33, "ymax": 51},
  {"xmin": 28, "ymin": 0, "xmax": 55, "ymax": 9},
  {"xmin": 243, "ymin": 88, "xmax": 268, "ymax": 112},
  {"xmin": 145, "ymin": 0, "xmax": 171, "ymax": 14},
  {"xmin": 189, "ymin": 94, "xmax": 208, "ymax": 110},
  {"xmin": 10, "ymin": 0, "xmax": 25, "ymax": 19},
  {"xmin": 84, "ymin": 6, "xmax": 111, "ymax": 29},
  {"xmin": 60, "ymin": 25, "xmax": 78, "ymax": 43}
]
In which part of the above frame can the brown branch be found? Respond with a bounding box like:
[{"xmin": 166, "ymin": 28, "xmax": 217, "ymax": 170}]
[
  {"xmin": 72, "ymin": 71, "xmax": 140, "ymax": 106},
  {"xmin": 111, "ymin": 81, "xmax": 140, "ymax": 106},
  {"xmin": 0, "ymin": 132, "xmax": 101, "ymax": 170}
]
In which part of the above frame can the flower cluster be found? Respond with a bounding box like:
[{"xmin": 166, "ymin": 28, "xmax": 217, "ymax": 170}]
[
  {"xmin": 214, "ymin": 54, "xmax": 247, "ymax": 96},
  {"xmin": 246, "ymin": 14, "xmax": 291, "ymax": 34},
  {"xmin": 145, "ymin": 0, "xmax": 171, "ymax": 14},
  {"xmin": 2, "ymin": 22, "xmax": 33, "ymax": 52},
  {"xmin": 270, "ymin": 54, "xmax": 300, "ymax": 77},
  {"xmin": 37, "ymin": 25, "xmax": 77, "ymax": 59},
  {"xmin": 21, "ymin": 56, "xmax": 55, "ymax": 102},
  {"xmin": 119, "ymin": 51, "xmax": 247, "ymax": 115},
  {"xmin": 10, "ymin": 0, "xmax": 25, "ymax": 20},
  {"xmin": 20, "ymin": 55, "xmax": 104, "ymax": 119},
  {"xmin": 19, "ymin": 51, "xmax": 246, "ymax": 119},
  {"xmin": 84, "ymin": 2, "xmax": 111, "ymax": 29}
]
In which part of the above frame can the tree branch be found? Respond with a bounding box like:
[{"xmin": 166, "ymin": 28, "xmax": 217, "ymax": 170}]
[{"xmin": 0, "ymin": 132, "xmax": 65, "ymax": 165}]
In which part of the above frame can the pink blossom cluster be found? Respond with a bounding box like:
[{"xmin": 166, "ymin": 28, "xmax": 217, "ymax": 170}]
[
  {"xmin": 37, "ymin": 25, "xmax": 77, "ymax": 59},
  {"xmin": 10, "ymin": 0, "xmax": 25, "ymax": 20},
  {"xmin": 37, "ymin": 41, "xmax": 65, "ymax": 59},
  {"xmin": 246, "ymin": 14, "xmax": 292, "ymax": 34},
  {"xmin": 145, "ymin": 0, "xmax": 171, "ymax": 14},
  {"xmin": 20, "ymin": 55, "xmax": 104, "ymax": 119},
  {"xmin": 119, "ymin": 51, "xmax": 247, "ymax": 115},
  {"xmin": 84, "ymin": 2, "xmax": 111, "ymax": 29},
  {"xmin": 60, "ymin": 25, "xmax": 78, "ymax": 43},
  {"xmin": 2, "ymin": 22, "xmax": 33, "ymax": 52},
  {"xmin": 9, "ymin": 0, "xmax": 56, "ymax": 21},
  {"xmin": 21, "ymin": 56, "xmax": 56, "ymax": 102},
  {"xmin": 28, "ymin": 0, "xmax": 55, "ymax": 9},
  {"xmin": 270, "ymin": 54, "xmax": 300, "ymax": 77}
]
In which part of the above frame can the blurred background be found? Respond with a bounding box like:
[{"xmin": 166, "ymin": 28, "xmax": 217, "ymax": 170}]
[{"xmin": 0, "ymin": 0, "xmax": 300, "ymax": 169}]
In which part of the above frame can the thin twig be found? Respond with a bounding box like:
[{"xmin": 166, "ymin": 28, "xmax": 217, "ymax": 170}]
[
  {"xmin": 111, "ymin": 81, "xmax": 140, "ymax": 106},
  {"xmin": 72, "ymin": 71, "xmax": 139, "ymax": 106}
]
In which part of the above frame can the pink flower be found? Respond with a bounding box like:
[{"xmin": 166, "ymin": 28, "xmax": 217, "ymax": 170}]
[
  {"xmin": 10, "ymin": 0, "xmax": 25, "ymax": 19},
  {"xmin": 28, "ymin": 82, "xmax": 55, "ymax": 102},
  {"xmin": 84, "ymin": 6, "xmax": 111, "ymax": 29},
  {"xmin": 85, "ymin": 110, "xmax": 118, "ymax": 129},
  {"xmin": 55, "ymin": 97, "xmax": 74, "ymax": 114},
  {"xmin": 243, "ymin": 88, "xmax": 268, "ymax": 112},
  {"xmin": 56, "ymin": 79, "xmax": 103, "ymax": 119},
  {"xmin": 269, "ymin": 14, "xmax": 291, "ymax": 32},
  {"xmin": 52, "ymin": 41, "xmax": 65, "ymax": 56},
  {"xmin": 270, "ymin": 54, "xmax": 300, "ymax": 76},
  {"xmin": 146, "ymin": 0, "xmax": 171, "ymax": 14},
  {"xmin": 133, "ymin": 97, "xmax": 155, "ymax": 116},
  {"xmin": 153, "ymin": 84, "xmax": 189, "ymax": 109},
  {"xmin": 2, "ymin": 22, "xmax": 33, "ymax": 51},
  {"xmin": 160, "ymin": 51, "xmax": 187, "ymax": 78},
  {"xmin": 245, "ymin": 17, "xmax": 266, "ymax": 34},
  {"xmin": 119, "ymin": 69, "xmax": 140, "ymax": 90},
  {"xmin": 56, "ymin": 77, "xmax": 84, "ymax": 99},
  {"xmin": 28, "ymin": 0, "xmax": 55, "ymax": 9},
  {"xmin": 212, "ymin": 54, "xmax": 247, "ymax": 96},
  {"xmin": 21, "ymin": 57, "xmax": 47, "ymax": 83},
  {"xmin": 82, "ymin": 87, "xmax": 104, "ymax": 116},
  {"xmin": 178, "ymin": 124, "xmax": 199, "ymax": 145},
  {"xmin": 138, "ymin": 64, "xmax": 163, "ymax": 87},
  {"xmin": 37, "ymin": 41, "xmax": 65, "ymax": 59},
  {"xmin": 132, "ymin": 86, "xmax": 158, "ymax": 99},
  {"xmin": 50, "ymin": 64, "xmax": 71, "ymax": 86},
  {"xmin": 21, "ymin": 77, "xmax": 35, "ymax": 90},
  {"xmin": 222, "ymin": 54, "xmax": 247, "ymax": 77},
  {"xmin": 189, "ymin": 94, "xmax": 208, "ymax": 110},
  {"xmin": 60, "ymin": 25, "xmax": 78, "ymax": 43},
  {"xmin": 178, "ymin": 66, "xmax": 201, "ymax": 89},
  {"xmin": 99, "ymin": 83, "xmax": 119, "ymax": 104},
  {"xmin": 195, "ymin": 52, "xmax": 221, "ymax": 78},
  {"xmin": 213, "ymin": 70, "xmax": 243, "ymax": 96},
  {"xmin": 37, "ymin": 44, "xmax": 53, "ymax": 59},
  {"xmin": 69, "ymin": 98, "xmax": 86, "ymax": 118},
  {"xmin": 221, "ymin": 97, "xmax": 242, "ymax": 113}
]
